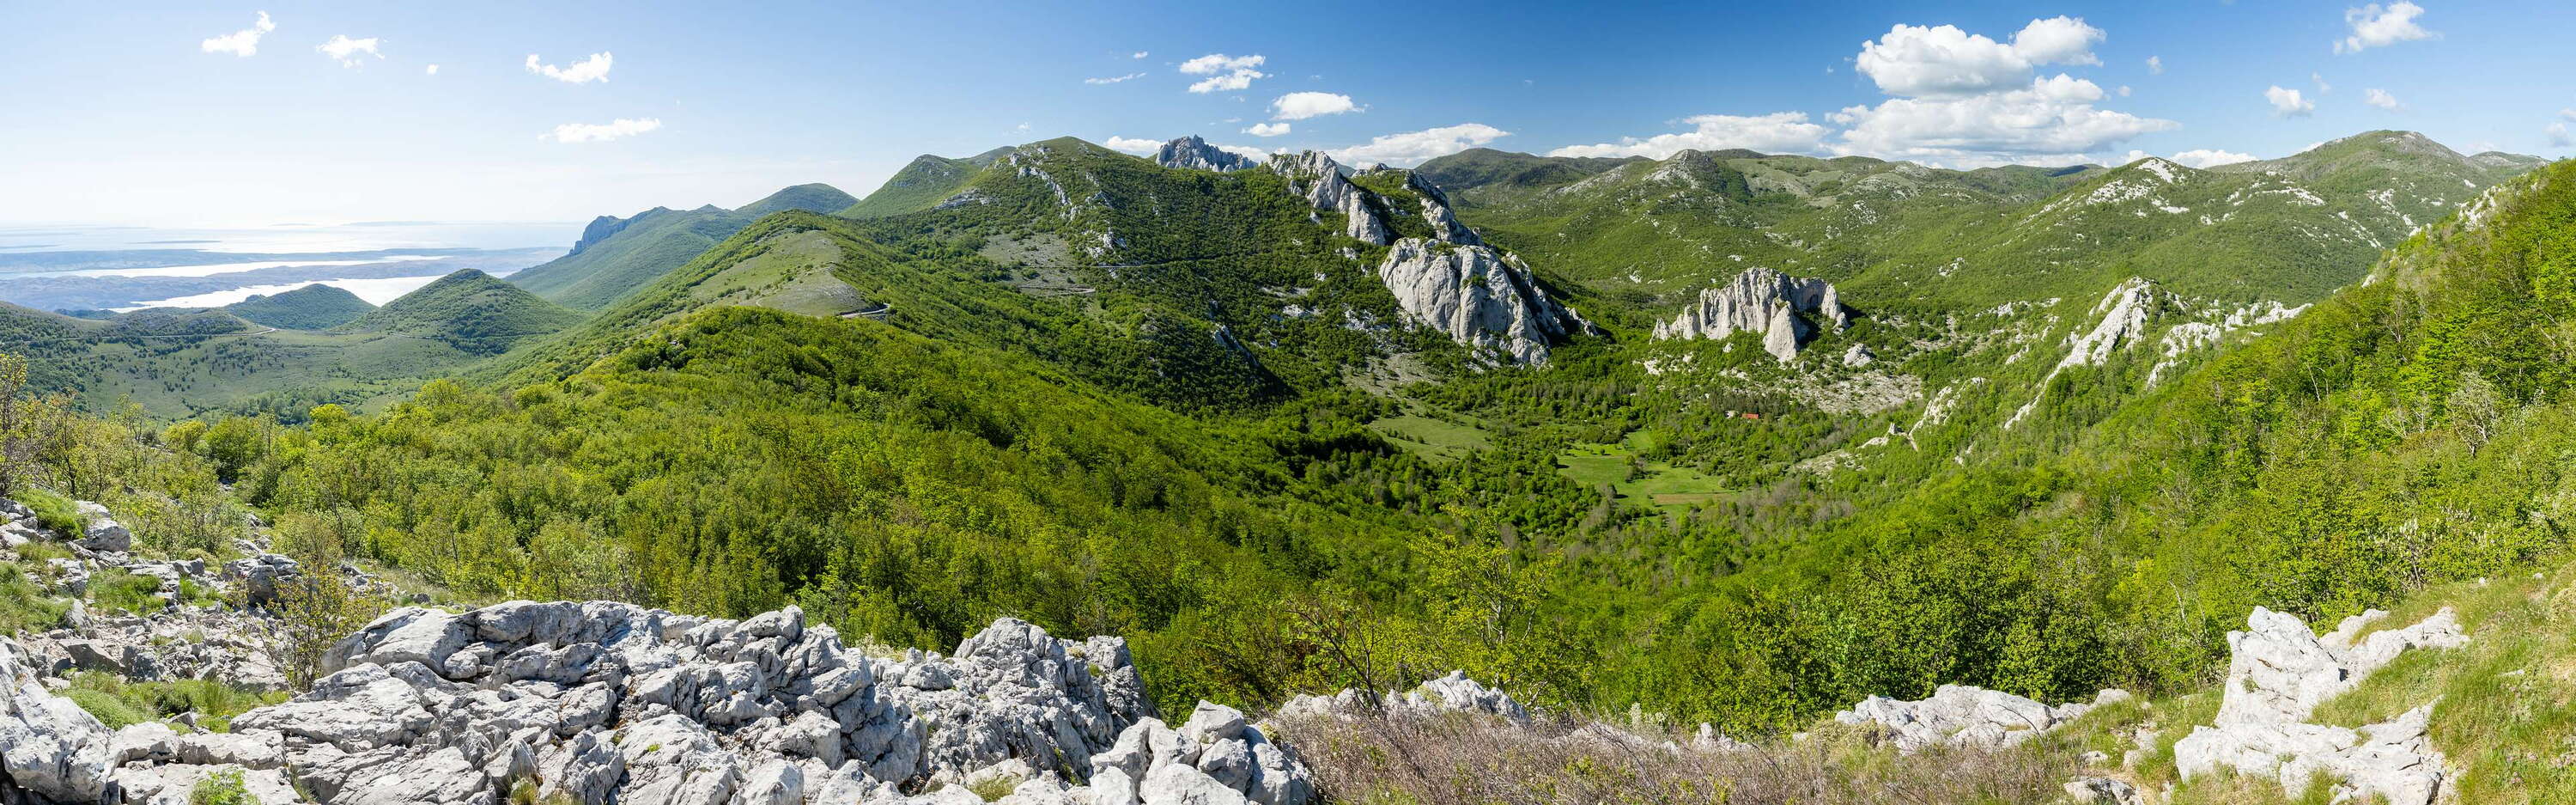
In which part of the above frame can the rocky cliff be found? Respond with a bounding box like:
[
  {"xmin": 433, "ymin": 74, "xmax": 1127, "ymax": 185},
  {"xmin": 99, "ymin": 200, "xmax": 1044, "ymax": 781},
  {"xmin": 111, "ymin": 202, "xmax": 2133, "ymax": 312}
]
[
  {"xmin": 1152, "ymin": 136, "xmax": 1258, "ymax": 174},
  {"xmin": 1376, "ymin": 239, "xmax": 1590, "ymax": 367},
  {"xmin": 1651, "ymin": 267, "xmax": 1850, "ymax": 361},
  {"xmin": 1267, "ymin": 151, "xmax": 1389, "ymax": 246}
]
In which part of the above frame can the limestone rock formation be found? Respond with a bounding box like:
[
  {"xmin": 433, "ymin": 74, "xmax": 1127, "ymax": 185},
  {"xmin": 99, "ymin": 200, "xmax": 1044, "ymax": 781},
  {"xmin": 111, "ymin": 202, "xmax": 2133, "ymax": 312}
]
[
  {"xmin": 1833, "ymin": 685, "xmax": 2127, "ymax": 753},
  {"xmin": 0, "ymin": 640, "xmax": 113, "ymax": 803},
  {"xmin": 1153, "ymin": 135, "xmax": 1259, "ymax": 173},
  {"xmin": 1652, "ymin": 268, "xmax": 1850, "ymax": 361},
  {"xmin": 100, "ymin": 601, "xmax": 1319, "ymax": 805},
  {"xmin": 1277, "ymin": 670, "xmax": 1528, "ymax": 723},
  {"xmin": 1268, "ymin": 151, "xmax": 1389, "ymax": 246},
  {"xmin": 1376, "ymin": 239, "xmax": 1590, "ymax": 367},
  {"xmin": 2172, "ymin": 607, "xmax": 2466, "ymax": 805},
  {"xmin": 1403, "ymin": 173, "xmax": 1481, "ymax": 247}
]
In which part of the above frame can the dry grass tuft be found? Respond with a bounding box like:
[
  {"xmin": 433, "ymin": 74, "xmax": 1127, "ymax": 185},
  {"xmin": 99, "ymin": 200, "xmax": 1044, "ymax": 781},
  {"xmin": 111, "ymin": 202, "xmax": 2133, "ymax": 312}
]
[{"xmin": 1272, "ymin": 710, "xmax": 2079, "ymax": 805}]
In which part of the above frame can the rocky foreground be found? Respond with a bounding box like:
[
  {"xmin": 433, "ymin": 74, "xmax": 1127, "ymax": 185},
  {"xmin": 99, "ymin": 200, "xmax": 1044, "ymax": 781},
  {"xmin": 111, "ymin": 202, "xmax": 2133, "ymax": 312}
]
[{"xmin": 0, "ymin": 497, "xmax": 2485, "ymax": 804}]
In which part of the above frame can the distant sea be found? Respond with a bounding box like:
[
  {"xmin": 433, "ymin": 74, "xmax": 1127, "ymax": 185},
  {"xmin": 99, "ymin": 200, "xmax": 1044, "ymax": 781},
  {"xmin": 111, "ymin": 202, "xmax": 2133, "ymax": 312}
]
[{"xmin": 0, "ymin": 222, "xmax": 578, "ymax": 313}]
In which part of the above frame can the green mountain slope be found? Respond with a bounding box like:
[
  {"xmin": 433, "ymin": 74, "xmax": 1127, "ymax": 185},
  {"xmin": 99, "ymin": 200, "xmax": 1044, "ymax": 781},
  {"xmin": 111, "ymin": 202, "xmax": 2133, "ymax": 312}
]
[
  {"xmin": 508, "ymin": 184, "xmax": 854, "ymax": 311},
  {"xmin": 735, "ymin": 182, "xmax": 858, "ymax": 217},
  {"xmin": 339, "ymin": 269, "xmax": 584, "ymax": 355},
  {"xmin": 841, "ymin": 149, "xmax": 1015, "ymax": 218},
  {"xmin": 222, "ymin": 284, "xmax": 374, "ymax": 329}
]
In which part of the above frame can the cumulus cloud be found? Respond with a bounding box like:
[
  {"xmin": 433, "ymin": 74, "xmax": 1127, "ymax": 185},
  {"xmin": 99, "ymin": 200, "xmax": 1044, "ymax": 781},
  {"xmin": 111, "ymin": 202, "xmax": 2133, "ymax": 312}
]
[
  {"xmin": 2146, "ymin": 55, "xmax": 2163, "ymax": 75},
  {"xmin": 543, "ymin": 118, "xmax": 661, "ymax": 143},
  {"xmin": 1853, "ymin": 16, "xmax": 2103, "ymax": 96},
  {"xmin": 2550, "ymin": 123, "xmax": 2572, "ymax": 149},
  {"xmin": 1216, "ymin": 144, "xmax": 1269, "ymax": 162},
  {"xmin": 1548, "ymin": 112, "xmax": 1830, "ymax": 159},
  {"xmin": 1829, "ymin": 74, "xmax": 2174, "ymax": 166},
  {"xmin": 2266, "ymin": 85, "xmax": 2315, "ymax": 116},
  {"xmin": 317, "ymin": 35, "xmax": 381, "ymax": 67},
  {"xmin": 425, "ymin": 64, "xmax": 440, "ymax": 76},
  {"xmin": 2312, "ymin": 72, "xmax": 2332, "ymax": 93},
  {"xmin": 1243, "ymin": 122, "xmax": 1291, "ymax": 137},
  {"xmin": 202, "ymin": 11, "xmax": 275, "ymax": 57},
  {"xmin": 1181, "ymin": 53, "xmax": 1266, "ymax": 94},
  {"xmin": 1084, "ymin": 72, "xmax": 1145, "ymax": 85},
  {"xmin": 2364, "ymin": 88, "xmax": 2403, "ymax": 111},
  {"xmin": 1132, "ymin": 51, "xmax": 1148, "ymax": 59},
  {"xmin": 1270, "ymin": 92, "xmax": 1358, "ymax": 120},
  {"xmin": 1327, "ymin": 123, "xmax": 1510, "ymax": 167},
  {"xmin": 526, "ymin": 52, "xmax": 612, "ymax": 83},
  {"xmin": 2011, "ymin": 16, "xmax": 2105, "ymax": 65},
  {"xmin": 2336, "ymin": 2, "xmax": 2434, "ymax": 53},
  {"xmin": 2559, "ymin": 107, "xmax": 2576, "ymax": 122},
  {"xmin": 1103, "ymin": 137, "xmax": 1163, "ymax": 155}
]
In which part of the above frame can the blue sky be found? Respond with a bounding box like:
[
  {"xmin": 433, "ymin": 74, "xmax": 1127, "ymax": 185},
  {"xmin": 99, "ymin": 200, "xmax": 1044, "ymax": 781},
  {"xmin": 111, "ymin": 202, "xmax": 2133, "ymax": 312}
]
[{"xmin": 4, "ymin": 1, "xmax": 2571, "ymax": 227}]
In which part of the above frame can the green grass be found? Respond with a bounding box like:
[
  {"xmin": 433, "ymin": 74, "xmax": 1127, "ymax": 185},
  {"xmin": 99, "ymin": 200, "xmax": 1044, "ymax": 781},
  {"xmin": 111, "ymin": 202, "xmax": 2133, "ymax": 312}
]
[
  {"xmin": 1368, "ymin": 414, "xmax": 1492, "ymax": 461},
  {"xmin": 189, "ymin": 768, "xmax": 252, "ymax": 805},
  {"xmin": 0, "ymin": 563, "xmax": 70, "ymax": 634},
  {"xmin": 15, "ymin": 487, "xmax": 82, "ymax": 538},
  {"xmin": 88, "ymin": 568, "xmax": 167, "ymax": 616},
  {"xmin": 64, "ymin": 673, "xmax": 286, "ymax": 733},
  {"xmin": 1554, "ymin": 435, "xmax": 1731, "ymax": 515}
]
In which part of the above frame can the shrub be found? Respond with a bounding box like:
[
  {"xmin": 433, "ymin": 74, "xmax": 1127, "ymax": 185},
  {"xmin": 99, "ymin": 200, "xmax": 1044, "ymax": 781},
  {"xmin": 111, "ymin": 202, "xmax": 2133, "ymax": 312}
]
[{"xmin": 188, "ymin": 768, "xmax": 250, "ymax": 805}]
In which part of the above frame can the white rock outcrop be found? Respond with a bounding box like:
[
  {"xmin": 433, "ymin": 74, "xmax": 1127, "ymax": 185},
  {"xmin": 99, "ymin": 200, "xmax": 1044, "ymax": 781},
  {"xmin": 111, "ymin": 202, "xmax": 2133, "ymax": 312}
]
[
  {"xmin": 1833, "ymin": 685, "xmax": 2127, "ymax": 753},
  {"xmin": 1653, "ymin": 267, "xmax": 1850, "ymax": 362},
  {"xmin": 1153, "ymin": 136, "xmax": 1259, "ymax": 173},
  {"xmin": 1276, "ymin": 670, "xmax": 1529, "ymax": 723},
  {"xmin": 2172, "ymin": 607, "xmax": 2466, "ymax": 805},
  {"xmin": 1376, "ymin": 239, "xmax": 1590, "ymax": 367},
  {"xmin": 98, "ymin": 601, "xmax": 1319, "ymax": 805},
  {"xmin": 1269, "ymin": 151, "xmax": 1390, "ymax": 246},
  {"xmin": 0, "ymin": 640, "xmax": 113, "ymax": 803}
]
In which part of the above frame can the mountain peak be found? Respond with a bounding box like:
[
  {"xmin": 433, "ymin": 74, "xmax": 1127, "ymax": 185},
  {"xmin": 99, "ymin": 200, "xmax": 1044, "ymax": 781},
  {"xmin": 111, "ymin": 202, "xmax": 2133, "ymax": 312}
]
[
  {"xmin": 1153, "ymin": 135, "xmax": 1259, "ymax": 172},
  {"xmin": 737, "ymin": 183, "xmax": 859, "ymax": 217},
  {"xmin": 342, "ymin": 269, "xmax": 584, "ymax": 354}
]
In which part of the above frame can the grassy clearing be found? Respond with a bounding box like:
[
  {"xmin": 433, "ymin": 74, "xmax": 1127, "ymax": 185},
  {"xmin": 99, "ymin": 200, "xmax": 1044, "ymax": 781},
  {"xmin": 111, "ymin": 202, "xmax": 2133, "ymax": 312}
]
[
  {"xmin": 1367, "ymin": 415, "xmax": 1492, "ymax": 462},
  {"xmin": 1554, "ymin": 434, "xmax": 1730, "ymax": 515}
]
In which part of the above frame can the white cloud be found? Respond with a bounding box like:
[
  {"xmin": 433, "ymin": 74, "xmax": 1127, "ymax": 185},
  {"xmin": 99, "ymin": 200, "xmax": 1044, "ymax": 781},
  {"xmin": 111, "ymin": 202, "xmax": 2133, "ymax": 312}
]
[
  {"xmin": 1189, "ymin": 70, "xmax": 1263, "ymax": 94},
  {"xmin": 2146, "ymin": 55, "xmax": 2163, "ymax": 75},
  {"xmin": 2364, "ymin": 88, "xmax": 2402, "ymax": 111},
  {"xmin": 1103, "ymin": 137, "xmax": 1163, "ymax": 155},
  {"xmin": 1549, "ymin": 112, "xmax": 1830, "ymax": 159},
  {"xmin": 1270, "ymin": 91, "xmax": 1358, "ymax": 120},
  {"xmin": 1084, "ymin": 72, "xmax": 1145, "ymax": 85},
  {"xmin": 1243, "ymin": 122, "xmax": 1291, "ymax": 137},
  {"xmin": 1831, "ymin": 76, "xmax": 2176, "ymax": 166},
  {"xmin": 2170, "ymin": 149, "xmax": 2258, "ymax": 168},
  {"xmin": 2336, "ymin": 2, "xmax": 2433, "ymax": 53},
  {"xmin": 1132, "ymin": 51, "xmax": 1149, "ymax": 59},
  {"xmin": 2550, "ymin": 123, "xmax": 2572, "ymax": 149},
  {"xmin": 201, "ymin": 11, "xmax": 275, "ymax": 57},
  {"xmin": 1216, "ymin": 144, "xmax": 1269, "ymax": 162},
  {"xmin": 1328, "ymin": 123, "xmax": 1510, "ymax": 167},
  {"xmin": 1181, "ymin": 53, "xmax": 1267, "ymax": 94},
  {"xmin": 2265, "ymin": 85, "xmax": 2315, "ymax": 116},
  {"xmin": 2117, "ymin": 85, "xmax": 2131, "ymax": 97},
  {"xmin": 543, "ymin": 118, "xmax": 661, "ymax": 143},
  {"xmin": 1853, "ymin": 16, "xmax": 2103, "ymax": 97},
  {"xmin": 317, "ymin": 35, "xmax": 381, "ymax": 67},
  {"xmin": 526, "ymin": 52, "xmax": 613, "ymax": 84},
  {"xmin": 1179, "ymin": 54, "xmax": 1264, "ymax": 74},
  {"xmin": 2312, "ymin": 72, "xmax": 2331, "ymax": 93},
  {"xmin": 425, "ymin": 64, "xmax": 440, "ymax": 76},
  {"xmin": 2559, "ymin": 107, "xmax": 2576, "ymax": 122},
  {"xmin": 2011, "ymin": 15, "xmax": 2105, "ymax": 65}
]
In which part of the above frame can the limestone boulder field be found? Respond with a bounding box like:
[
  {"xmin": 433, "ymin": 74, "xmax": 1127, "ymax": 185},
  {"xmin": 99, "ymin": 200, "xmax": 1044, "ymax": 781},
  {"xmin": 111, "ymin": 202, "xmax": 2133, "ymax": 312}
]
[{"xmin": 102, "ymin": 601, "xmax": 1320, "ymax": 805}]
